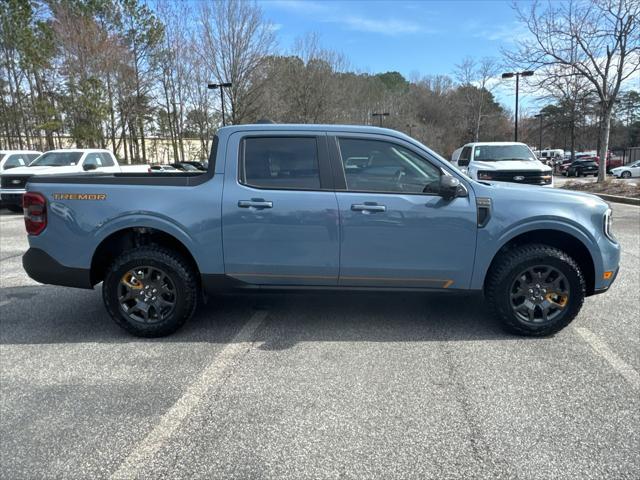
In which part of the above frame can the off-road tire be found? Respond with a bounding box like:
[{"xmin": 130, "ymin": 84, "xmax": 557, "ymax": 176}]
[
  {"xmin": 486, "ymin": 244, "xmax": 585, "ymax": 336},
  {"xmin": 103, "ymin": 246, "xmax": 198, "ymax": 337}
]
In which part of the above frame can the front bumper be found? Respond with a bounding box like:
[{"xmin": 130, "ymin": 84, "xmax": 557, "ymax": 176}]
[
  {"xmin": 0, "ymin": 188, "xmax": 26, "ymax": 207},
  {"xmin": 592, "ymin": 267, "xmax": 619, "ymax": 295}
]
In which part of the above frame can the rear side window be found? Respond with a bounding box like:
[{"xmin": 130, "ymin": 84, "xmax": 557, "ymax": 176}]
[
  {"xmin": 84, "ymin": 153, "xmax": 102, "ymax": 167},
  {"xmin": 99, "ymin": 152, "xmax": 115, "ymax": 167},
  {"xmin": 241, "ymin": 137, "xmax": 320, "ymax": 190}
]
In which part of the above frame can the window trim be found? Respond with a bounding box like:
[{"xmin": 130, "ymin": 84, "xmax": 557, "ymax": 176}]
[
  {"xmin": 458, "ymin": 146, "xmax": 472, "ymax": 167},
  {"xmin": 237, "ymin": 134, "xmax": 333, "ymax": 192},
  {"xmin": 333, "ymin": 134, "xmax": 445, "ymax": 197}
]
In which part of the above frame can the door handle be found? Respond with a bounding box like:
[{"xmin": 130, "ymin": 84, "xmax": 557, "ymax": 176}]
[
  {"xmin": 351, "ymin": 203, "xmax": 386, "ymax": 213},
  {"xmin": 238, "ymin": 199, "xmax": 273, "ymax": 209}
]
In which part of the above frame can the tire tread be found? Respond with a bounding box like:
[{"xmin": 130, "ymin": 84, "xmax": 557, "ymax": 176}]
[
  {"xmin": 102, "ymin": 246, "xmax": 198, "ymax": 337},
  {"xmin": 486, "ymin": 243, "xmax": 585, "ymax": 336}
]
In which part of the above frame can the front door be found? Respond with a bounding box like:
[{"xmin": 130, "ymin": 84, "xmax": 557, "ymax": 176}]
[
  {"xmin": 222, "ymin": 132, "xmax": 339, "ymax": 286},
  {"xmin": 333, "ymin": 134, "xmax": 477, "ymax": 290}
]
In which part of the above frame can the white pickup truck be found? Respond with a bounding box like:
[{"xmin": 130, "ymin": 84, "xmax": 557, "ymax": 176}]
[
  {"xmin": 0, "ymin": 149, "xmax": 146, "ymax": 211},
  {"xmin": 452, "ymin": 142, "xmax": 553, "ymax": 187}
]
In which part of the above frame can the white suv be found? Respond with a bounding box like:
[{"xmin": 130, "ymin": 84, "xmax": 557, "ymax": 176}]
[{"xmin": 452, "ymin": 142, "xmax": 553, "ymax": 187}]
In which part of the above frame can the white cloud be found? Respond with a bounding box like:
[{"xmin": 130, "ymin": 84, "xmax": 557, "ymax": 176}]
[
  {"xmin": 341, "ymin": 15, "xmax": 424, "ymax": 35},
  {"xmin": 268, "ymin": 0, "xmax": 431, "ymax": 36},
  {"xmin": 473, "ymin": 22, "xmax": 529, "ymax": 43}
]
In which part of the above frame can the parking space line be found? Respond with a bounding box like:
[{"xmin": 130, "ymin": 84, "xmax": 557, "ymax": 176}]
[
  {"xmin": 0, "ymin": 300, "xmax": 10, "ymax": 307},
  {"xmin": 576, "ymin": 327, "xmax": 640, "ymax": 390},
  {"xmin": 109, "ymin": 310, "xmax": 269, "ymax": 480}
]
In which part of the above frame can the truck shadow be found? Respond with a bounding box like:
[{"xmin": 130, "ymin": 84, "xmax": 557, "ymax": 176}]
[{"xmin": 0, "ymin": 285, "xmax": 525, "ymax": 346}]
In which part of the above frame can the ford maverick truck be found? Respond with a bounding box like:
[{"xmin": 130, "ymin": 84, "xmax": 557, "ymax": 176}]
[{"xmin": 21, "ymin": 125, "xmax": 619, "ymax": 337}]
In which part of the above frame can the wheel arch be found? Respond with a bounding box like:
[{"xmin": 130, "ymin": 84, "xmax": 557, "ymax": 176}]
[
  {"xmin": 90, "ymin": 226, "xmax": 200, "ymax": 287},
  {"xmin": 483, "ymin": 229, "xmax": 596, "ymax": 296}
]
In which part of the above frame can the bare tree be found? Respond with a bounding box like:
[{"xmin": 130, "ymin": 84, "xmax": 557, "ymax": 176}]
[
  {"xmin": 509, "ymin": 0, "xmax": 640, "ymax": 181},
  {"xmin": 198, "ymin": 0, "xmax": 275, "ymax": 124},
  {"xmin": 454, "ymin": 56, "xmax": 499, "ymax": 142},
  {"xmin": 540, "ymin": 65, "xmax": 593, "ymax": 159}
]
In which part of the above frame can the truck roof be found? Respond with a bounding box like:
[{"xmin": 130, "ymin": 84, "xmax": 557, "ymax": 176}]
[
  {"xmin": 219, "ymin": 124, "xmax": 410, "ymax": 137},
  {"xmin": 461, "ymin": 142, "xmax": 530, "ymax": 147},
  {"xmin": 0, "ymin": 150, "xmax": 42, "ymax": 155},
  {"xmin": 42, "ymin": 148, "xmax": 112, "ymax": 153}
]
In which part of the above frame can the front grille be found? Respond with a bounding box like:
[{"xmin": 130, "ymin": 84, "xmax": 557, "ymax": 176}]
[
  {"xmin": 1, "ymin": 175, "xmax": 31, "ymax": 189},
  {"xmin": 479, "ymin": 170, "xmax": 552, "ymax": 185}
]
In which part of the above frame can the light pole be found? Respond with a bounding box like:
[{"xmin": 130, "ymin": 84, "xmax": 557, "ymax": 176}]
[
  {"xmin": 207, "ymin": 82, "xmax": 232, "ymax": 126},
  {"xmin": 372, "ymin": 112, "xmax": 389, "ymax": 127},
  {"xmin": 406, "ymin": 123, "xmax": 417, "ymax": 136},
  {"xmin": 534, "ymin": 113, "xmax": 545, "ymax": 154},
  {"xmin": 502, "ymin": 70, "xmax": 534, "ymax": 142}
]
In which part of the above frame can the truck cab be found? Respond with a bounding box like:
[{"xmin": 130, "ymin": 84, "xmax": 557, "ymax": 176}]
[{"xmin": 453, "ymin": 142, "xmax": 553, "ymax": 187}]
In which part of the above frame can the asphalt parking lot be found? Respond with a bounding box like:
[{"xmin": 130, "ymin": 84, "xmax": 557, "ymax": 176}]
[{"xmin": 1, "ymin": 204, "xmax": 639, "ymax": 479}]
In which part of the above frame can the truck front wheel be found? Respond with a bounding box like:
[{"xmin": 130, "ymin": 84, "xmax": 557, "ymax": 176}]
[
  {"xmin": 486, "ymin": 244, "xmax": 585, "ymax": 336},
  {"xmin": 103, "ymin": 246, "xmax": 198, "ymax": 337}
]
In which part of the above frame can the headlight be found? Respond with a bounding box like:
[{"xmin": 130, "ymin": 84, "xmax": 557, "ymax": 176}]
[
  {"xmin": 478, "ymin": 172, "xmax": 493, "ymax": 180},
  {"xmin": 603, "ymin": 208, "xmax": 615, "ymax": 241}
]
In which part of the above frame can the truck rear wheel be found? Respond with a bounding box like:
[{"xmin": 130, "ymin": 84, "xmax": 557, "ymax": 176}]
[
  {"xmin": 103, "ymin": 246, "xmax": 198, "ymax": 337},
  {"xmin": 486, "ymin": 244, "xmax": 585, "ymax": 336}
]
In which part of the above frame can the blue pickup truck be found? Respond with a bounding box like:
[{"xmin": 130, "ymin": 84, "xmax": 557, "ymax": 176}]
[{"xmin": 21, "ymin": 125, "xmax": 619, "ymax": 337}]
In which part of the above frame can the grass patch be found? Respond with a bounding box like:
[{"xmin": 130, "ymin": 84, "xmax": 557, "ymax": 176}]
[{"xmin": 561, "ymin": 179, "xmax": 640, "ymax": 199}]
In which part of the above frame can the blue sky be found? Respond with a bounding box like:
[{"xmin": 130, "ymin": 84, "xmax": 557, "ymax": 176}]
[{"xmin": 259, "ymin": 0, "xmax": 533, "ymax": 110}]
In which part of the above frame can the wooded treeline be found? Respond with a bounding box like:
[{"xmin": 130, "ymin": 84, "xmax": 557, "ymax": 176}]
[{"xmin": 1, "ymin": 0, "xmax": 638, "ymax": 164}]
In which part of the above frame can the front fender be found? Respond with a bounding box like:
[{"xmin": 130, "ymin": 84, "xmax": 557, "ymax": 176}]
[{"xmin": 470, "ymin": 217, "xmax": 601, "ymax": 291}]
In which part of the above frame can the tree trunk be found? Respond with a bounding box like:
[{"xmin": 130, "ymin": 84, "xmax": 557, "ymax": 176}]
[{"xmin": 597, "ymin": 106, "xmax": 612, "ymax": 183}]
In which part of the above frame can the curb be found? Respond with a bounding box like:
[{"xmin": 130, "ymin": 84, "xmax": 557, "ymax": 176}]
[{"xmin": 593, "ymin": 193, "xmax": 640, "ymax": 206}]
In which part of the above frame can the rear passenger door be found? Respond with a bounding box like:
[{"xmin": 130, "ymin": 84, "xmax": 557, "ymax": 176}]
[{"xmin": 222, "ymin": 132, "xmax": 340, "ymax": 286}]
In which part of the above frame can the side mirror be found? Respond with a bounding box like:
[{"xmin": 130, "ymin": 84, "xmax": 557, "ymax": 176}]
[
  {"xmin": 83, "ymin": 163, "xmax": 97, "ymax": 171},
  {"xmin": 439, "ymin": 175, "xmax": 465, "ymax": 200}
]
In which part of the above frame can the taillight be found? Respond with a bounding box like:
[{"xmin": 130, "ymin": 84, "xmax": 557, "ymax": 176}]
[{"xmin": 23, "ymin": 192, "xmax": 47, "ymax": 235}]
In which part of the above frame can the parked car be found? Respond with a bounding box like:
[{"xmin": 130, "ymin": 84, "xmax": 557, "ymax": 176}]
[
  {"xmin": 170, "ymin": 162, "xmax": 202, "ymax": 172},
  {"xmin": 450, "ymin": 147, "xmax": 462, "ymax": 163},
  {"xmin": 564, "ymin": 159, "xmax": 599, "ymax": 177},
  {"xmin": 539, "ymin": 149, "xmax": 564, "ymax": 165},
  {"xmin": 0, "ymin": 150, "xmax": 43, "ymax": 211},
  {"xmin": 21, "ymin": 125, "xmax": 619, "ymax": 338},
  {"xmin": 0, "ymin": 149, "xmax": 121, "ymax": 212},
  {"xmin": 452, "ymin": 142, "xmax": 553, "ymax": 186},
  {"xmin": 610, "ymin": 160, "xmax": 640, "ymax": 178},
  {"xmin": 0, "ymin": 150, "xmax": 42, "ymax": 172},
  {"xmin": 182, "ymin": 160, "xmax": 208, "ymax": 170},
  {"xmin": 148, "ymin": 164, "xmax": 179, "ymax": 173}
]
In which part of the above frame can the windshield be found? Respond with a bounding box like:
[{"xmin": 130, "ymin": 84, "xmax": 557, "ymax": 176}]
[
  {"xmin": 30, "ymin": 151, "xmax": 83, "ymax": 167},
  {"xmin": 473, "ymin": 145, "xmax": 536, "ymax": 162}
]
